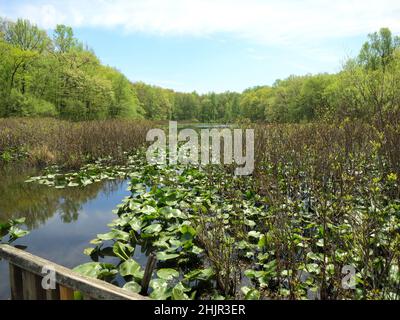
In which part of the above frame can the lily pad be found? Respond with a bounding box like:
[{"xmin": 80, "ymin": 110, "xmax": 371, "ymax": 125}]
[
  {"xmin": 123, "ymin": 281, "xmax": 142, "ymax": 294},
  {"xmin": 157, "ymin": 268, "xmax": 180, "ymax": 280}
]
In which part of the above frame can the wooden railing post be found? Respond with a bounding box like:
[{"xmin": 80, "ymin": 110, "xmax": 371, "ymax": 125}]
[
  {"xmin": 21, "ymin": 270, "xmax": 46, "ymax": 300},
  {"xmin": 45, "ymin": 284, "xmax": 60, "ymax": 300},
  {"xmin": 9, "ymin": 263, "xmax": 23, "ymax": 300},
  {"xmin": 59, "ymin": 286, "xmax": 75, "ymax": 300}
]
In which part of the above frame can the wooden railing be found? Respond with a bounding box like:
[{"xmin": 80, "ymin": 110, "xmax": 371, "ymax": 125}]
[{"xmin": 0, "ymin": 244, "xmax": 148, "ymax": 300}]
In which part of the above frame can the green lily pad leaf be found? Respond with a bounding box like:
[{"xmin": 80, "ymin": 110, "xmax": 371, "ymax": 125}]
[
  {"xmin": 171, "ymin": 282, "xmax": 190, "ymax": 300},
  {"xmin": 248, "ymin": 231, "xmax": 262, "ymax": 239},
  {"xmin": 128, "ymin": 200, "xmax": 142, "ymax": 212},
  {"xmin": 156, "ymin": 251, "xmax": 180, "ymax": 261},
  {"xmin": 257, "ymin": 252, "xmax": 269, "ymax": 262},
  {"xmin": 169, "ymin": 238, "xmax": 183, "ymax": 248},
  {"xmin": 123, "ymin": 281, "xmax": 142, "ymax": 294},
  {"xmin": 258, "ymin": 235, "xmax": 267, "ymax": 248},
  {"xmin": 8, "ymin": 226, "xmax": 29, "ymax": 242},
  {"xmin": 180, "ymin": 224, "xmax": 196, "ymax": 235},
  {"xmin": 83, "ymin": 247, "xmax": 95, "ymax": 256},
  {"xmin": 160, "ymin": 207, "xmax": 185, "ymax": 219},
  {"xmin": 306, "ymin": 263, "xmax": 320, "ymax": 274},
  {"xmin": 236, "ymin": 240, "xmax": 251, "ymax": 250},
  {"xmin": 264, "ymin": 260, "xmax": 277, "ymax": 273},
  {"xmin": 150, "ymin": 278, "xmax": 168, "ymax": 290},
  {"xmin": 67, "ymin": 182, "xmax": 80, "ymax": 187},
  {"xmin": 180, "ymin": 225, "xmax": 196, "ymax": 241},
  {"xmin": 109, "ymin": 216, "xmax": 130, "ymax": 228},
  {"xmin": 157, "ymin": 268, "xmax": 179, "ymax": 280},
  {"xmin": 149, "ymin": 279, "xmax": 172, "ymax": 300},
  {"xmin": 90, "ymin": 238, "xmax": 103, "ymax": 245},
  {"xmin": 244, "ymin": 269, "xmax": 256, "ymax": 278},
  {"xmin": 191, "ymin": 245, "xmax": 204, "ymax": 255},
  {"xmin": 307, "ymin": 252, "xmax": 323, "ymax": 262},
  {"xmin": 97, "ymin": 229, "xmax": 130, "ymax": 242},
  {"xmin": 128, "ymin": 217, "xmax": 143, "ymax": 232},
  {"xmin": 119, "ymin": 259, "xmax": 143, "ymax": 279},
  {"xmin": 184, "ymin": 268, "xmax": 215, "ymax": 281},
  {"xmin": 73, "ymin": 262, "xmax": 117, "ymax": 280},
  {"xmin": 113, "ymin": 241, "xmax": 134, "ymax": 261},
  {"xmin": 142, "ymin": 205, "xmax": 157, "ymax": 215},
  {"xmin": 81, "ymin": 179, "xmax": 93, "ymax": 187},
  {"xmin": 143, "ymin": 223, "xmax": 163, "ymax": 234},
  {"xmin": 153, "ymin": 238, "xmax": 170, "ymax": 249},
  {"xmin": 0, "ymin": 218, "xmax": 29, "ymax": 243},
  {"xmin": 244, "ymin": 269, "xmax": 266, "ymax": 279},
  {"xmin": 241, "ymin": 287, "xmax": 260, "ymax": 300},
  {"xmin": 244, "ymin": 219, "xmax": 256, "ymax": 228}
]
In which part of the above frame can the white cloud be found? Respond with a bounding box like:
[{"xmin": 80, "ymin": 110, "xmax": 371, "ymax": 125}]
[{"xmin": 1, "ymin": 0, "xmax": 399, "ymax": 46}]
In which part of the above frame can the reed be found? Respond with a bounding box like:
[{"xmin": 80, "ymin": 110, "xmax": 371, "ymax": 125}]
[{"xmin": 0, "ymin": 118, "xmax": 153, "ymax": 168}]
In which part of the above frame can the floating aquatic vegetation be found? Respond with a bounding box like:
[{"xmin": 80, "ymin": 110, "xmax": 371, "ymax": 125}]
[
  {"xmin": 25, "ymin": 153, "xmax": 145, "ymax": 188},
  {"xmin": 0, "ymin": 218, "xmax": 29, "ymax": 244}
]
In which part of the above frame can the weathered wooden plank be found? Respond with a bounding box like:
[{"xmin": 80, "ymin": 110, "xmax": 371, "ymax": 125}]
[
  {"xmin": 22, "ymin": 270, "xmax": 46, "ymax": 300},
  {"xmin": 59, "ymin": 286, "xmax": 74, "ymax": 300},
  {"xmin": 0, "ymin": 244, "xmax": 148, "ymax": 300},
  {"xmin": 9, "ymin": 263, "xmax": 23, "ymax": 300},
  {"xmin": 46, "ymin": 284, "xmax": 60, "ymax": 300}
]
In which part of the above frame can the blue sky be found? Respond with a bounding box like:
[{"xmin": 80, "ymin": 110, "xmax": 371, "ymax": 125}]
[{"xmin": 1, "ymin": 0, "xmax": 399, "ymax": 93}]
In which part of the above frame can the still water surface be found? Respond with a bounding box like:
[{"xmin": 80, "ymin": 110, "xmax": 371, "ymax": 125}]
[{"xmin": 0, "ymin": 165, "xmax": 136, "ymax": 299}]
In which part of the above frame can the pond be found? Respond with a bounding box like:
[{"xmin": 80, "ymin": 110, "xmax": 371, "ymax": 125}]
[{"xmin": 0, "ymin": 165, "xmax": 141, "ymax": 299}]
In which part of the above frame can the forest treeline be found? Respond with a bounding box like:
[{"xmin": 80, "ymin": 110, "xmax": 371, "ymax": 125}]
[{"xmin": 1, "ymin": 17, "xmax": 399, "ymax": 123}]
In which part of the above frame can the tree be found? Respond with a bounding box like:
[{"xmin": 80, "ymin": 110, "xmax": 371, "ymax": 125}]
[
  {"xmin": 104, "ymin": 67, "xmax": 143, "ymax": 119},
  {"xmin": 199, "ymin": 93, "xmax": 219, "ymax": 122},
  {"xmin": 3, "ymin": 19, "xmax": 50, "ymax": 52},
  {"xmin": 358, "ymin": 28, "xmax": 400, "ymax": 70},
  {"xmin": 133, "ymin": 82, "xmax": 173, "ymax": 120},
  {"xmin": 298, "ymin": 74, "xmax": 334, "ymax": 121},
  {"xmin": 0, "ymin": 39, "xmax": 39, "ymax": 115},
  {"xmin": 215, "ymin": 92, "xmax": 240, "ymax": 122},
  {"xmin": 175, "ymin": 92, "xmax": 200, "ymax": 121},
  {"xmin": 240, "ymin": 87, "xmax": 271, "ymax": 122},
  {"xmin": 337, "ymin": 28, "xmax": 400, "ymax": 126},
  {"xmin": 53, "ymin": 25, "xmax": 79, "ymax": 53}
]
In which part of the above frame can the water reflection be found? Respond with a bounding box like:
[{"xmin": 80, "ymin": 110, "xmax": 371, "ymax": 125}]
[
  {"xmin": 0, "ymin": 165, "xmax": 131, "ymax": 299},
  {"xmin": 0, "ymin": 165, "xmax": 124, "ymax": 228}
]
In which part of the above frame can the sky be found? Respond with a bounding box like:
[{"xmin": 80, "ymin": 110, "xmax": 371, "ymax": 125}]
[{"xmin": 1, "ymin": 0, "xmax": 400, "ymax": 93}]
